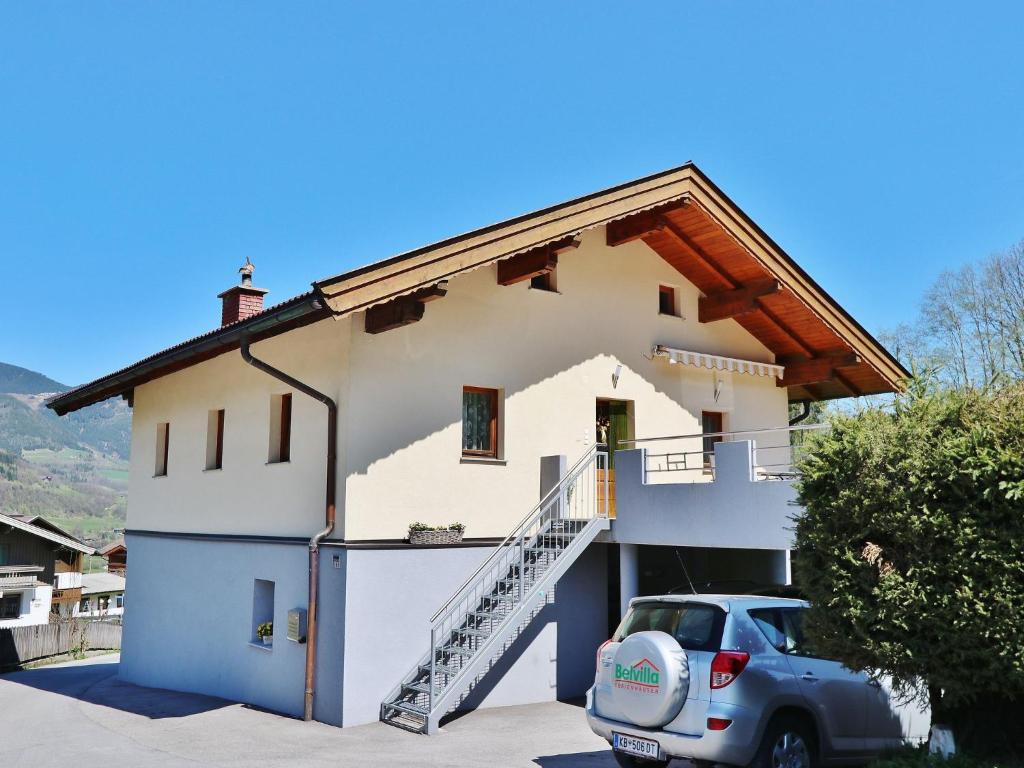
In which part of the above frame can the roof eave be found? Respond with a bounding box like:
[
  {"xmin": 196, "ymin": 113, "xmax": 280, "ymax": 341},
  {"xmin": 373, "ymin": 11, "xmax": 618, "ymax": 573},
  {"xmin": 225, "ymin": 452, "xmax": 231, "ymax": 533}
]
[{"xmin": 46, "ymin": 295, "xmax": 329, "ymax": 416}]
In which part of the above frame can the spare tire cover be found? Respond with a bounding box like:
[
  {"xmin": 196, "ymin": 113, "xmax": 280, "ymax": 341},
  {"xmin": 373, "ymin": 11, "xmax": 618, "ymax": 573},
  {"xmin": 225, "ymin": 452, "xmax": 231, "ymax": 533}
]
[{"xmin": 610, "ymin": 631, "xmax": 689, "ymax": 728}]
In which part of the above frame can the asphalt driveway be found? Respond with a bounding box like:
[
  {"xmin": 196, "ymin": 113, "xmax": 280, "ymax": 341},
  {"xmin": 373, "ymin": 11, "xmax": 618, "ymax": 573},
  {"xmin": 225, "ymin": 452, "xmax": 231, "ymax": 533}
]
[{"xmin": 0, "ymin": 654, "xmax": 620, "ymax": 768}]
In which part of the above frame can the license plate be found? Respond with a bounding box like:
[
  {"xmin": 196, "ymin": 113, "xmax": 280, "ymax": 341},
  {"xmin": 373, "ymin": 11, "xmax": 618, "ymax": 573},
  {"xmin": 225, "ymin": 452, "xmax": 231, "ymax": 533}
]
[{"xmin": 613, "ymin": 732, "xmax": 661, "ymax": 760}]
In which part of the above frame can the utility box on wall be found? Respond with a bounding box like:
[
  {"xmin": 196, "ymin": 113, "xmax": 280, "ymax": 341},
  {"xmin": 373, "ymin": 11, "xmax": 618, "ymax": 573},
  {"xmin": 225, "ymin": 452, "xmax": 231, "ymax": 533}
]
[{"xmin": 287, "ymin": 608, "xmax": 308, "ymax": 643}]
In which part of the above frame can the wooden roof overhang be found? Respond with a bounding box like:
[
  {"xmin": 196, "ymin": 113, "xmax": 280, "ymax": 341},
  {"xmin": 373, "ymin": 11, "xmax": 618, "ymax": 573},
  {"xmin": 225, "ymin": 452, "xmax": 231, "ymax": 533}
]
[
  {"xmin": 315, "ymin": 163, "xmax": 907, "ymax": 400},
  {"xmin": 48, "ymin": 163, "xmax": 905, "ymax": 417}
]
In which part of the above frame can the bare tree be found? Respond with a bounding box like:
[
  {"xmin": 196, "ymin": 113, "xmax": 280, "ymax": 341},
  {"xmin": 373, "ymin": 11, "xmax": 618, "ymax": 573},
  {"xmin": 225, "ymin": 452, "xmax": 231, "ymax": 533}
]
[{"xmin": 893, "ymin": 239, "xmax": 1024, "ymax": 387}]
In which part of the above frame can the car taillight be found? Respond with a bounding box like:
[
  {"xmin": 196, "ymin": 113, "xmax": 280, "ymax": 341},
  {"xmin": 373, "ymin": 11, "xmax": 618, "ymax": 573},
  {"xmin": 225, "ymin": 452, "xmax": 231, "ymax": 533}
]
[
  {"xmin": 596, "ymin": 639, "xmax": 612, "ymax": 673},
  {"xmin": 710, "ymin": 651, "xmax": 749, "ymax": 689},
  {"xmin": 707, "ymin": 717, "xmax": 733, "ymax": 731}
]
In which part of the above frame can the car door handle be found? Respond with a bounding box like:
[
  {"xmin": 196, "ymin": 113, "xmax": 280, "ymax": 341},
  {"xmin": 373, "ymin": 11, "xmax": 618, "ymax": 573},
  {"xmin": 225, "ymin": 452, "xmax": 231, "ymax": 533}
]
[{"xmin": 800, "ymin": 673, "xmax": 819, "ymax": 682}]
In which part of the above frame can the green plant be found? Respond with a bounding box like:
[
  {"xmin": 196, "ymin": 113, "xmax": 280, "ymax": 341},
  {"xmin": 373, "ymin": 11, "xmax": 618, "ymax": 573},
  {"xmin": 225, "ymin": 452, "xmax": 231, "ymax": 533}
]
[
  {"xmin": 256, "ymin": 621, "xmax": 273, "ymax": 640},
  {"xmin": 793, "ymin": 378, "xmax": 1024, "ymax": 756}
]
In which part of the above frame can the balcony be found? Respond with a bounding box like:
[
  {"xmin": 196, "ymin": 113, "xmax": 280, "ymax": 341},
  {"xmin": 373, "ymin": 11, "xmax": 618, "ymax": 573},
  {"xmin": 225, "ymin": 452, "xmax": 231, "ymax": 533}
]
[
  {"xmin": 54, "ymin": 570, "xmax": 82, "ymax": 590},
  {"xmin": 604, "ymin": 425, "xmax": 824, "ymax": 551},
  {"xmin": 0, "ymin": 565, "xmax": 45, "ymax": 590}
]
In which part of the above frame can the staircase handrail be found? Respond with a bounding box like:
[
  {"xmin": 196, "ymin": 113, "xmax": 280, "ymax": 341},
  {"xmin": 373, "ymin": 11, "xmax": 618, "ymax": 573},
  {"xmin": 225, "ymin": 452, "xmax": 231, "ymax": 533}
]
[{"xmin": 429, "ymin": 444, "xmax": 601, "ymax": 624}]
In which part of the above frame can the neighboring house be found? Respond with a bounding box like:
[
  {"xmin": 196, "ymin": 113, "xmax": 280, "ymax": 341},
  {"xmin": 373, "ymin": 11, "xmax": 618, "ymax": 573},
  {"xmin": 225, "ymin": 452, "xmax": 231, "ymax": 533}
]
[
  {"xmin": 79, "ymin": 572, "xmax": 126, "ymax": 618},
  {"xmin": 47, "ymin": 164, "xmax": 907, "ymax": 733},
  {"xmin": 0, "ymin": 513, "xmax": 95, "ymax": 626},
  {"xmin": 99, "ymin": 538, "xmax": 127, "ymax": 576}
]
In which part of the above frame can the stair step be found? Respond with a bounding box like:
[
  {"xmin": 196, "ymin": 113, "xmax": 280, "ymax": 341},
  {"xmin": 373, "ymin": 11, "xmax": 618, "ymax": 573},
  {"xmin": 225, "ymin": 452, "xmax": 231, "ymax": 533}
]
[
  {"xmin": 381, "ymin": 713, "xmax": 427, "ymax": 734},
  {"xmin": 454, "ymin": 626, "xmax": 490, "ymax": 638},
  {"xmin": 443, "ymin": 645, "xmax": 476, "ymax": 657},
  {"xmin": 385, "ymin": 700, "xmax": 429, "ymax": 718},
  {"xmin": 404, "ymin": 681, "xmax": 434, "ymax": 695},
  {"xmin": 421, "ymin": 662, "xmax": 461, "ymax": 676}
]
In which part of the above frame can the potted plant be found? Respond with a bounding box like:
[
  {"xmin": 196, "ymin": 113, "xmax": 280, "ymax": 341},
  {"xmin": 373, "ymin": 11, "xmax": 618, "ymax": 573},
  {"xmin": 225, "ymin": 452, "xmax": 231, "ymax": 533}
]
[
  {"xmin": 257, "ymin": 621, "xmax": 273, "ymax": 646},
  {"xmin": 408, "ymin": 522, "xmax": 465, "ymax": 545}
]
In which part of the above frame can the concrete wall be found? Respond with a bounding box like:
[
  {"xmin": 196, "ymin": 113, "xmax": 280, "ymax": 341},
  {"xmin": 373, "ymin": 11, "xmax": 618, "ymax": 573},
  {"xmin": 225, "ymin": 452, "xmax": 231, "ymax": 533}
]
[
  {"xmin": 609, "ymin": 442, "xmax": 799, "ymax": 550},
  {"xmin": 127, "ymin": 226, "xmax": 788, "ymax": 543},
  {"xmin": 119, "ymin": 533, "xmax": 346, "ymax": 723},
  {"xmin": 340, "ymin": 542, "xmax": 608, "ymax": 727}
]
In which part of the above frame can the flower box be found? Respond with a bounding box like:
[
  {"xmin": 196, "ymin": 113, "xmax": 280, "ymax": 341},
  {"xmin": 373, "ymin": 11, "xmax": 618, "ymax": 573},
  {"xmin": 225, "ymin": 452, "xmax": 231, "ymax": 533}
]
[{"xmin": 408, "ymin": 526, "xmax": 464, "ymax": 545}]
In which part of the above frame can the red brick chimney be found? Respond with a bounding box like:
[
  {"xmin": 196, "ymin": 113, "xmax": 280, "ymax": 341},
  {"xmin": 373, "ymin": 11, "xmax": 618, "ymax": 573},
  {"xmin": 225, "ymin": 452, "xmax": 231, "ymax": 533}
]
[{"xmin": 218, "ymin": 258, "xmax": 268, "ymax": 326}]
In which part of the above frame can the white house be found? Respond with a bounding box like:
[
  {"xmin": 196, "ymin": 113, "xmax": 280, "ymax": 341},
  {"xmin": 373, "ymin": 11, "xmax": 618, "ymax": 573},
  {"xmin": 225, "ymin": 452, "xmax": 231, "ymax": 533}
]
[
  {"xmin": 48, "ymin": 164, "xmax": 906, "ymax": 733},
  {"xmin": 79, "ymin": 572, "xmax": 126, "ymax": 618}
]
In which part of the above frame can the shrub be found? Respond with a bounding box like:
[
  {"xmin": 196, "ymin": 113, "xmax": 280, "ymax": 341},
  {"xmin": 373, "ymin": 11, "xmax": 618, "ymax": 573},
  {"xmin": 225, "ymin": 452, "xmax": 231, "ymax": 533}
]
[{"xmin": 794, "ymin": 380, "xmax": 1024, "ymax": 756}]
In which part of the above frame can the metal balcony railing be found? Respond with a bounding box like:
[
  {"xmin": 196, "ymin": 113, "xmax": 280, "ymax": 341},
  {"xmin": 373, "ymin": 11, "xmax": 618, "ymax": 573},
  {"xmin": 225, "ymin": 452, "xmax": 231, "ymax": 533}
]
[{"xmin": 621, "ymin": 423, "xmax": 828, "ymax": 483}]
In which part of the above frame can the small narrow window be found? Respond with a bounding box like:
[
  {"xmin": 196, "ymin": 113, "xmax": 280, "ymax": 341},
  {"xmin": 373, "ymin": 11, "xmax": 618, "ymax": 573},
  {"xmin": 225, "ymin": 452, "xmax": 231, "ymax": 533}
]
[
  {"xmin": 115, "ymin": 594, "xmax": 124, "ymax": 609},
  {"xmin": 1, "ymin": 594, "xmax": 21, "ymax": 619},
  {"xmin": 462, "ymin": 386, "xmax": 499, "ymax": 458},
  {"xmin": 252, "ymin": 578, "xmax": 275, "ymax": 645},
  {"xmin": 269, "ymin": 394, "xmax": 292, "ymax": 464},
  {"xmin": 530, "ymin": 268, "xmax": 557, "ymax": 292},
  {"xmin": 701, "ymin": 411, "xmax": 724, "ymax": 468},
  {"xmin": 206, "ymin": 409, "xmax": 225, "ymax": 470},
  {"xmin": 659, "ymin": 285, "xmax": 677, "ymax": 316},
  {"xmin": 155, "ymin": 422, "xmax": 169, "ymax": 476}
]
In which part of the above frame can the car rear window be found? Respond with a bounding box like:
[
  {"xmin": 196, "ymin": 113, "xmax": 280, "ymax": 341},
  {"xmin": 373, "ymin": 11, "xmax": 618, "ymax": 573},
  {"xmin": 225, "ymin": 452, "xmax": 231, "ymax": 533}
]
[
  {"xmin": 748, "ymin": 607, "xmax": 808, "ymax": 655},
  {"xmin": 614, "ymin": 601, "xmax": 725, "ymax": 652}
]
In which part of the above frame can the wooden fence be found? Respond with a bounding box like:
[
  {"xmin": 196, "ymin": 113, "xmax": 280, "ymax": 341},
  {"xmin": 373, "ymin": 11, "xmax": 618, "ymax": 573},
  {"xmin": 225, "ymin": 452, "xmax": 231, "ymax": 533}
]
[{"xmin": 0, "ymin": 620, "xmax": 122, "ymax": 668}]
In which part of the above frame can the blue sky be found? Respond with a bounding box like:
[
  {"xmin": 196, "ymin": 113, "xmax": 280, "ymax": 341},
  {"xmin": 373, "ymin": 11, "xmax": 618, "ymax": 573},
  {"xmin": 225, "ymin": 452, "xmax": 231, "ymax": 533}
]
[{"xmin": 2, "ymin": 2, "xmax": 1022, "ymax": 385}]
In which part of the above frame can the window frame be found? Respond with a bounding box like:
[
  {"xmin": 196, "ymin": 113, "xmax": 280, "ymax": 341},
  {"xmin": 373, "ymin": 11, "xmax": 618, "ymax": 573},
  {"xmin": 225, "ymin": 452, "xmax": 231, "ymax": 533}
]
[
  {"xmin": 268, "ymin": 394, "xmax": 293, "ymax": 464},
  {"xmin": 658, "ymin": 284, "xmax": 678, "ymax": 316},
  {"xmin": 1, "ymin": 594, "xmax": 21, "ymax": 619},
  {"xmin": 462, "ymin": 386, "xmax": 500, "ymax": 459},
  {"xmin": 206, "ymin": 409, "xmax": 225, "ymax": 471},
  {"xmin": 530, "ymin": 268, "xmax": 557, "ymax": 293},
  {"xmin": 154, "ymin": 422, "xmax": 170, "ymax": 477},
  {"xmin": 701, "ymin": 410, "xmax": 725, "ymax": 468}
]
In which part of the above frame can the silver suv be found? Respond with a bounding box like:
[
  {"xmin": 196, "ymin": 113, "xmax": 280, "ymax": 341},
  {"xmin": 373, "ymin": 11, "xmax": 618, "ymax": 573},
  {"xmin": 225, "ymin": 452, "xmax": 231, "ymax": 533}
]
[{"xmin": 586, "ymin": 595, "xmax": 923, "ymax": 768}]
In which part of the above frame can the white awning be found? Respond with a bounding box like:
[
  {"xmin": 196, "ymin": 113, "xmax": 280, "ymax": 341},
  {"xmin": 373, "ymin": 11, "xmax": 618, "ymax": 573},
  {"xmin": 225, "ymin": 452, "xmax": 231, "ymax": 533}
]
[{"xmin": 653, "ymin": 345, "xmax": 784, "ymax": 380}]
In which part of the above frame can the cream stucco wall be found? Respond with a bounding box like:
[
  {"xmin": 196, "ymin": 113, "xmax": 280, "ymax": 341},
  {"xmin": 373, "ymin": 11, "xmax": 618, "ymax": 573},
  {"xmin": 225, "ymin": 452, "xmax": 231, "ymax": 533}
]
[{"xmin": 127, "ymin": 227, "xmax": 789, "ymax": 540}]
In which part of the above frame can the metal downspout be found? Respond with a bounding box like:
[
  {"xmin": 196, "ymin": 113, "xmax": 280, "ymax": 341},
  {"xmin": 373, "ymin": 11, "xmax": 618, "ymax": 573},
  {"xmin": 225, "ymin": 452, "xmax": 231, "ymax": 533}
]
[
  {"xmin": 788, "ymin": 399, "xmax": 812, "ymax": 425},
  {"xmin": 240, "ymin": 336, "xmax": 337, "ymax": 723}
]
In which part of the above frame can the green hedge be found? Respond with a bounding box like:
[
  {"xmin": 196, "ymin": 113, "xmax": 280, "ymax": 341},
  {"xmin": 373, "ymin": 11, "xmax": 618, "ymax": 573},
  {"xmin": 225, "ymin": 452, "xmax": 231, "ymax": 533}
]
[{"xmin": 793, "ymin": 381, "xmax": 1024, "ymax": 756}]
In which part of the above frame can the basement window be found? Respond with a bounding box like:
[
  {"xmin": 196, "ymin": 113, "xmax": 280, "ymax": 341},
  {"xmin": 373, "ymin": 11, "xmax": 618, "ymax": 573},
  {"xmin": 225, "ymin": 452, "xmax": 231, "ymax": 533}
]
[
  {"xmin": 251, "ymin": 578, "xmax": 275, "ymax": 646},
  {"xmin": 154, "ymin": 422, "xmax": 170, "ymax": 477},
  {"xmin": 462, "ymin": 386, "xmax": 501, "ymax": 459},
  {"xmin": 268, "ymin": 394, "xmax": 292, "ymax": 464},
  {"xmin": 206, "ymin": 409, "xmax": 225, "ymax": 471},
  {"xmin": 659, "ymin": 284, "xmax": 679, "ymax": 316},
  {"xmin": 530, "ymin": 268, "xmax": 557, "ymax": 292}
]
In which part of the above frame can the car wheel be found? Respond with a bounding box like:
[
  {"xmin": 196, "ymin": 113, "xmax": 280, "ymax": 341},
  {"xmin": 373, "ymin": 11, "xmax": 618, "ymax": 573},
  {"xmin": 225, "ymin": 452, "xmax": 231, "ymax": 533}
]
[
  {"xmin": 749, "ymin": 715, "xmax": 816, "ymax": 768},
  {"xmin": 612, "ymin": 751, "xmax": 671, "ymax": 768}
]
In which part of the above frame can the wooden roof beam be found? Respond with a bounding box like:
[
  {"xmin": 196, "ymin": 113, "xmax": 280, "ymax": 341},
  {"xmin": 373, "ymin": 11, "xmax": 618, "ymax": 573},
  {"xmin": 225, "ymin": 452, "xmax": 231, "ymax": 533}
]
[
  {"xmin": 699, "ymin": 279, "xmax": 781, "ymax": 323},
  {"xmin": 777, "ymin": 353, "xmax": 861, "ymax": 388},
  {"xmin": 657, "ymin": 218, "xmax": 738, "ymax": 290},
  {"xmin": 364, "ymin": 281, "xmax": 448, "ymax": 334},
  {"xmin": 497, "ymin": 237, "xmax": 577, "ymax": 286},
  {"xmin": 605, "ymin": 203, "xmax": 687, "ymax": 247},
  {"xmin": 756, "ymin": 304, "xmax": 817, "ymax": 358}
]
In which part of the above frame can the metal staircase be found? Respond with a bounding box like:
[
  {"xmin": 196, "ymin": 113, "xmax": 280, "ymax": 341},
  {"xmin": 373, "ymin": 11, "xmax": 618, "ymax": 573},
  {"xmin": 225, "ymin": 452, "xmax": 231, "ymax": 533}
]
[{"xmin": 380, "ymin": 446, "xmax": 610, "ymax": 734}]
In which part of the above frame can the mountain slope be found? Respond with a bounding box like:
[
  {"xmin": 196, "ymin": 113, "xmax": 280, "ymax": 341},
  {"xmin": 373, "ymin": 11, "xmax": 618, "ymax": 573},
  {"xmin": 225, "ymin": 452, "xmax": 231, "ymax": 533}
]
[
  {"xmin": 0, "ymin": 362, "xmax": 69, "ymax": 394},
  {"xmin": 0, "ymin": 361, "xmax": 130, "ymax": 546}
]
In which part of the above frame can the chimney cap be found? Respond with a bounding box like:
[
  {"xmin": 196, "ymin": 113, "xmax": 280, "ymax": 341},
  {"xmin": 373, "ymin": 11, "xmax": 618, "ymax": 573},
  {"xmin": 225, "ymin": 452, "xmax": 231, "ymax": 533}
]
[
  {"xmin": 239, "ymin": 256, "xmax": 255, "ymax": 286},
  {"xmin": 218, "ymin": 257, "xmax": 268, "ymax": 298}
]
